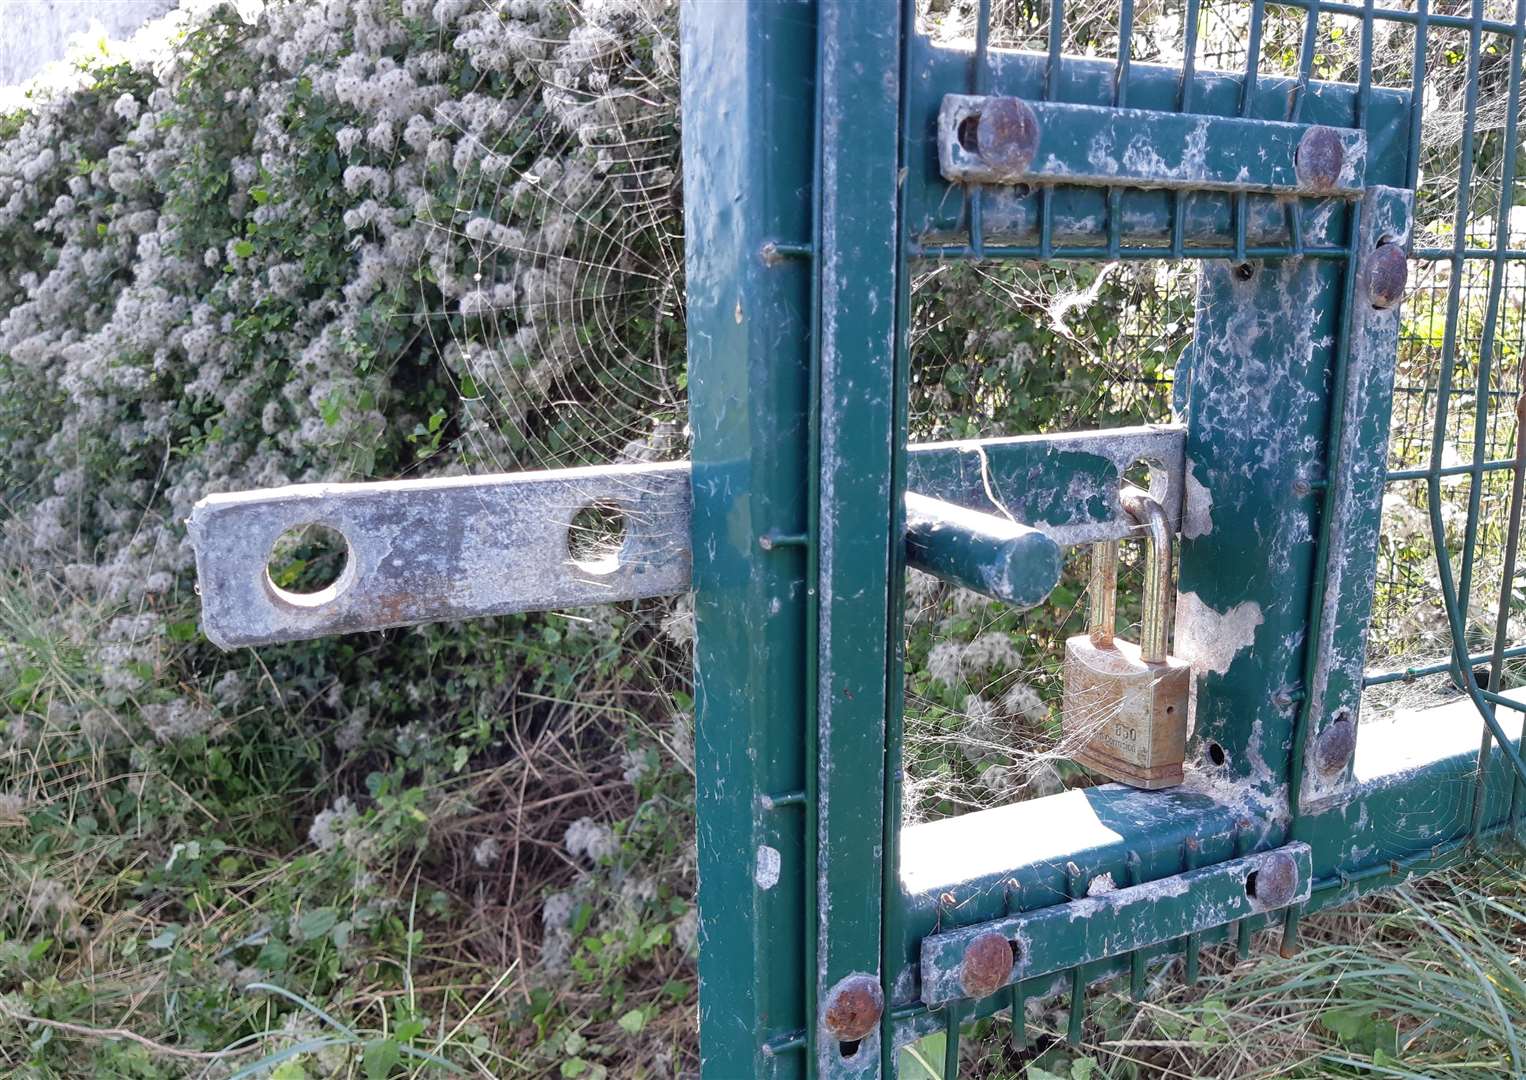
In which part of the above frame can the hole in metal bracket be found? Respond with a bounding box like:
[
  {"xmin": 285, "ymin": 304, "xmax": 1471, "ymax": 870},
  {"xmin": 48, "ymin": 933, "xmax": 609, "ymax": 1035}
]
[
  {"xmin": 1207, "ymin": 741, "xmax": 1227, "ymax": 767},
  {"xmin": 266, "ymin": 523, "xmax": 353, "ymax": 609},
  {"xmin": 568, "ymin": 500, "xmax": 628, "ymax": 576},
  {"xmin": 838, "ymin": 1038, "xmax": 863, "ymax": 1061},
  {"xmin": 956, "ymin": 113, "xmax": 980, "ymax": 154}
]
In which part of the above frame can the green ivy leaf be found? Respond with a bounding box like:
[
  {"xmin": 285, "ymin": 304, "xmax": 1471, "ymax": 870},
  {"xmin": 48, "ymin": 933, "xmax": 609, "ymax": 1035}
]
[
  {"xmin": 616, "ymin": 1009, "xmax": 645, "ymax": 1035},
  {"xmin": 296, "ymin": 906, "xmax": 338, "ymax": 942},
  {"xmin": 26, "ymin": 937, "xmax": 54, "ymax": 963},
  {"xmin": 147, "ymin": 927, "xmax": 179, "ymax": 950},
  {"xmin": 362, "ymin": 1039, "xmax": 400, "ymax": 1080}
]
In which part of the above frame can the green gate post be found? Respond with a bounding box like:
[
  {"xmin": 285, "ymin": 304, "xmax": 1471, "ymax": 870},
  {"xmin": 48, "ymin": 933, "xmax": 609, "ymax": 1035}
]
[{"xmin": 681, "ymin": 3, "xmax": 817, "ymax": 1073}]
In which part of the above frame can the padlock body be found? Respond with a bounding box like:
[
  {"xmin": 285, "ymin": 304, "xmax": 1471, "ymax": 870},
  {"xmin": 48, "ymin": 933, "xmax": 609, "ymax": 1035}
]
[{"xmin": 1062, "ymin": 634, "xmax": 1190, "ymax": 789}]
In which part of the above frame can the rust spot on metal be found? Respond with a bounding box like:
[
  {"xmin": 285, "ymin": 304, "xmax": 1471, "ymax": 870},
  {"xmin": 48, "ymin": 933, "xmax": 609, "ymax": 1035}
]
[
  {"xmin": 958, "ymin": 931, "xmax": 1015, "ymax": 1000},
  {"xmin": 821, "ymin": 974, "xmax": 883, "ymax": 1043},
  {"xmin": 1314, "ymin": 715, "xmax": 1357, "ymax": 774},
  {"xmin": 1247, "ymin": 850, "xmax": 1300, "ymax": 910},
  {"xmin": 371, "ymin": 592, "xmax": 420, "ymax": 624},
  {"xmin": 1295, "ymin": 125, "xmax": 1344, "ymax": 191},
  {"xmin": 1368, "ymin": 241, "xmax": 1409, "ymax": 309},
  {"xmin": 975, "ymin": 97, "xmax": 1039, "ymax": 178}
]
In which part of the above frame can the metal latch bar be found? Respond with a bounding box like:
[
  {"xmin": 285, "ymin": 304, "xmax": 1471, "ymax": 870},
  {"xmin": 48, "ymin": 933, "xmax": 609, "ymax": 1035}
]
[
  {"xmin": 189, "ymin": 426, "xmax": 1184, "ymax": 647},
  {"xmin": 916, "ymin": 842, "xmax": 1312, "ymax": 1008},
  {"xmin": 939, "ymin": 94, "xmax": 1365, "ymax": 195},
  {"xmin": 905, "ymin": 493, "xmax": 1062, "ymax": 609}
]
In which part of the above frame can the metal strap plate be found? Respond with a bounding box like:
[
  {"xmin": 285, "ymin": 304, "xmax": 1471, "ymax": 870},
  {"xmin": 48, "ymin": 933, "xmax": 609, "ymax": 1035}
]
[
  {"xmin": 188, "ymin": 463, "xmax": 690, "ymax": 648},
  {"xmin": 939, "ymin": 95, "xmax": 1366, "ymax": 195},
  {"xmin": 917, "ymin": 841, "xmax": 1313, "ymax": 1008}
]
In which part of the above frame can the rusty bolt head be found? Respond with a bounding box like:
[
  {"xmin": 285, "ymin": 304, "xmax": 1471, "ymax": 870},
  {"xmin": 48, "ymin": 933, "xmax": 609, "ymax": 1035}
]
[
  {"xmin": 1246, "ymin": 851, "xmax": 1300, "ymax": 910},
  {"xmin": 1368, "ymin": 241, "xmax": 1409, "ymax": 309},
  {"xmin": 822, "ymin": 974, "xmax": 884, "ymax": 1043},
  {"xmin": 958, "ymin": 931, "xmax": 1015, "ymax": 1000},
  {"xmin": 1314, "ymin": 715, "xmax": 1357, "ymax": 775},
  {"xmin": 974, "ymin": 97, "xmax": 1039, "ymax": 178},
  {"xmin": 1295, "ymin": 125, "xmax": 1345, "ymax": 191}
]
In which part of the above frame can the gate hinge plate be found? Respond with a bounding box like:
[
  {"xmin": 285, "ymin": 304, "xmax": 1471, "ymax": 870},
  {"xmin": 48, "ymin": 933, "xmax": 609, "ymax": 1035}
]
[
  {"xmin": 918, "ymin": 841, "xmax": 1312, "ymax": 1007},
  {"xmin": 939, "ymin": 95, "xmax": 1366, "ymax": 195}
]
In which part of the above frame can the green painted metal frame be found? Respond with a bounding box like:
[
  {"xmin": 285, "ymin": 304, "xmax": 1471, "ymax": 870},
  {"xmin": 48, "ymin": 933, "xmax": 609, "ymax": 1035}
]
[{"xmin": 680, "ymin": 1, "xmax": 1526, "ymax": 1077}]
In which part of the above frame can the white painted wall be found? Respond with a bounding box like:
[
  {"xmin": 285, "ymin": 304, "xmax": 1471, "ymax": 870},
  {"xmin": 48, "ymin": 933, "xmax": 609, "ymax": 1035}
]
[{"xmin": 0, "ymin": 0, "xmax": 176, "ymax": 89}]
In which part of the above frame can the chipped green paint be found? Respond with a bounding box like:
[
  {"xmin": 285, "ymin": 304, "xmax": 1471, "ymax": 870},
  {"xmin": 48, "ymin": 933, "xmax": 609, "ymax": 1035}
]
[
  {"xmin": 904, "ymin": 42, "xmax": 1412, "ymax": 253},
  {"xmin": 1295, "ymin": 186, "xmax": 1413, "ymax": 808},
  {"xmin": 681, "ymin": 3, "xmax": 816, "ymax": 1075}
]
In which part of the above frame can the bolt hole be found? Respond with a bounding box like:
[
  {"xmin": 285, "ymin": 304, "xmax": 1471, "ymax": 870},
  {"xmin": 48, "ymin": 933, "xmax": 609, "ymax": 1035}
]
[
  {"xmin": 266, "ymin": 523, "xmax": 351, "ymax": 607},
  {"xmin": 1232, "ymin": 261, "xmax": 1257, "ymax": 281},
  {"xmin": 568, "ymin": 501, "xmax": 627, "ymax": 575},
  {"xmin": 1011, "ymin": 182, "xmax": 1033, "ymax": 198},
  {"xmin": 1166, "ymin": 705, "xmax": 1175, "ymax": 714},
  {"xmin": 1245, "ymin": 869, "xmax": 1260, "ymax": 898},
  {"xmin": 1009, "ymin": 939, "xmax": 1022, "ymax": 963},
  {"xmin": 839, "ymin": 1039, "xmax": 863, "ymax": 1061},
  {"xmin": 957, "ymin": 113, "xmax": 981, "ymax": 154},
  {"xmin": 1207, "ymin": 741, "xmax": 1227, "ymax": 767}
]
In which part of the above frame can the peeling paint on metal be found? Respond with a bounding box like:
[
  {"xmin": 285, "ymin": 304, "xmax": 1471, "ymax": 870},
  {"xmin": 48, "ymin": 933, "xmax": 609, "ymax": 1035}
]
[
  {"xmin": 1174, "ymin": 592, "xmax": 1264, "ymax": 677},
  {"xmin": 755, "ymin": 845, "xmax": 782, "ymax": 890},
  {"xmin": 1181, "ymin": 461, "xmax": 1213, "ymax": 539},
  {"xmin": 188, "ymin": 462, "xmax": 692, "ymax": 648}
]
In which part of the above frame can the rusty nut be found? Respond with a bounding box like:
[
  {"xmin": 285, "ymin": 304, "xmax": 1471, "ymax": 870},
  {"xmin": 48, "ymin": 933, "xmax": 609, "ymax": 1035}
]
[
  {"xmin": 974, "ymin": 97, "xmax": 1039, "ymax": 178},
  {"xmin": 1368, "ymin": 241, "xmax": 1409, "ymax": 310},
  {"xmin": 1246, "ymin": 850, "xmax": 1300, "ymax": 910},
  {"xmin": 958, "ymin": 931, "xmax": 1016, "ymax": 1000},
  {"xmin": 821, "ymin": 974, "xmax": 884, "ymax": 1043},
  {"xmin": 1295, "ymin": 125, "xmax": 1345, "ymax": 191},
  {"xmin": 1314, "ymin": 715, "xmax": 1357, "ymax": 775}
]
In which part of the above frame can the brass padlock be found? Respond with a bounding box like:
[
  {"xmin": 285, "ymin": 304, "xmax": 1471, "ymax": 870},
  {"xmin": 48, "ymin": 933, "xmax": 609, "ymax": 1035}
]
[{"xmin": 1062, "ymin": 489, "xmax": 1190, "ymax": 790}]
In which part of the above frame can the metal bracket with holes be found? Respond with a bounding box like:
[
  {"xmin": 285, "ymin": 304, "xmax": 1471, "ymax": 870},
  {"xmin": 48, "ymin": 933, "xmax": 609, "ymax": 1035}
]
[{"xmin": 189, "ymin": 425, "xmax": 1186, "ymax": 647}]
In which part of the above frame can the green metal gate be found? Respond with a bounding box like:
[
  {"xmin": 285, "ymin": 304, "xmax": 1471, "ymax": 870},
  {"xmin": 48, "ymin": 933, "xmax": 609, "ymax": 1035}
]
[{"xmin": 187, "ymin": 1, "xmax": 1526, "ymax": 1076}]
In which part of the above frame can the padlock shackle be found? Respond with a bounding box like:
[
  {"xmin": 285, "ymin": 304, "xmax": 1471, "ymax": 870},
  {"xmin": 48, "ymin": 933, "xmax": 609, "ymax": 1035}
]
[
  {"xmin": 1087, "ymin": 540, "xmax": 1119, "ymax": 646},
  {"xmin": 1121, "ymin": 487, "xmax": 1174, "ymax": 664}
]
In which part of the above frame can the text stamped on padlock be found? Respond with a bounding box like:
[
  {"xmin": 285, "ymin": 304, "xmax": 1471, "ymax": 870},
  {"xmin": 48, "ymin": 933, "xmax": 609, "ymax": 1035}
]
[{"xmin": 1062, "ymin": 489, "xmax": 1190, "ymax": 790}]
